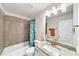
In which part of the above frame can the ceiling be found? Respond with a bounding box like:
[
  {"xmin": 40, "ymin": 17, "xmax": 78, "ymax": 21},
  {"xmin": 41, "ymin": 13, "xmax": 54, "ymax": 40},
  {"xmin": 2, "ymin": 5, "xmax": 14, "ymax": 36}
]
[{"xmin": 1, "ymin": 3, "xmax": 51, "ymax": 19}]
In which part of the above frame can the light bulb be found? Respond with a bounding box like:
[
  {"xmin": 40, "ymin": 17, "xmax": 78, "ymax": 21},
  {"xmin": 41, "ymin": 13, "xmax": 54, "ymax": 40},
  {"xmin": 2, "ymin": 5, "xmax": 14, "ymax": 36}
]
[
  {"xmin": 60, "ymin": 4, "xmax": 67, "ymax": 12},
  {"xmin": 51, "ymin": 7, "xmax": 57, "ymax": 15},
  {"xmin": 45, "ymin": 10, "xmax": 51, "ymax": 17}
]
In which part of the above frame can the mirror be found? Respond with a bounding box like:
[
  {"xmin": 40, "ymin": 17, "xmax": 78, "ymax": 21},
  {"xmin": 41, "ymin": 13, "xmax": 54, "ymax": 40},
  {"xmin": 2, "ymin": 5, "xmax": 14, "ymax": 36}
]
[{"xmin": 45, "ymin": 4, "xmax": 75, "ymax": 48}]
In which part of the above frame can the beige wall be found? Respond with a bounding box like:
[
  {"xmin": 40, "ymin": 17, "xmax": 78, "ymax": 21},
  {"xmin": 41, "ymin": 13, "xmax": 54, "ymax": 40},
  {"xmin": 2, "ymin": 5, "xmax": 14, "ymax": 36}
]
[
  {"xmin": 0, "ymin": 8, "xmax": 5, "ymax": 55},
  {"xmin": 4, "ymin": 15, "xmax": 29, "ymax": 47}
]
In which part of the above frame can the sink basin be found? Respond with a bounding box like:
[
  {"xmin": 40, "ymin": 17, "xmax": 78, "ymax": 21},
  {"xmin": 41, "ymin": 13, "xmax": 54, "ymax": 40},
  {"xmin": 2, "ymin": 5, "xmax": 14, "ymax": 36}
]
[
  {"xmin": 42, "ymin": 45, "xmax": 53, "ymax": 52},
  {"xmin": 42, "ymin": 44, "xmax": 61, "ymax": 56}
]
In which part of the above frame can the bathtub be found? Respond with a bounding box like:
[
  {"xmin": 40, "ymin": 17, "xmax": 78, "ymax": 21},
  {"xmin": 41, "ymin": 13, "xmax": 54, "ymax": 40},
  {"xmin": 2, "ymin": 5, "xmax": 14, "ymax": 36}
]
[{"xmin": 1, "ymin": 42, "xmax": 29, "ymax": 56}]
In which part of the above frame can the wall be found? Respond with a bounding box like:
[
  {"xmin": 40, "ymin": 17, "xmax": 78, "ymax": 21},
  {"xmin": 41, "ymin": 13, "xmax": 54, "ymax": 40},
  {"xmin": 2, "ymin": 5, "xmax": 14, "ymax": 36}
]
[
  {"xmin": 0, "ymin": 8, "xmax": 5, "ymax": 55},
  {"xmin": 35, "ymin": 12, "xmax": 46, "ymax": 41},
  {"xmin": 73, "ymin": 4, "xmax": 79, "ymax": 55},
  {"xmin": 4, "ymin": 15, "xmax": 29, "ymax": 47},
  {"xmin": 47, "ymin": 13, "xmax": 73, "ymax": 45}
]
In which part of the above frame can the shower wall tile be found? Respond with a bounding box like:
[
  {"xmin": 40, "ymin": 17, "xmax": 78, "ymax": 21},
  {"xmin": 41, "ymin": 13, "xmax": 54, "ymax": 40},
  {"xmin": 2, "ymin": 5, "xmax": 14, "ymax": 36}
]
[
  {"xmin": 5, "ymin": 15, "xmax": 29, "ymax": 47},
  {"xmin": 0, "ymin": 8, "xmax": 5, "ymax": 55}
]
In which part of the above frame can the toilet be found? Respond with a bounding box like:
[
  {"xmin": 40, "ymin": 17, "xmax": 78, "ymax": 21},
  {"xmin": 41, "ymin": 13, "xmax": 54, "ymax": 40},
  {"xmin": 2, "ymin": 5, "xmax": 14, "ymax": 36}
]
[{"xmin": 25, "ymin": 47, "xmax": 35, "ymax": 56}]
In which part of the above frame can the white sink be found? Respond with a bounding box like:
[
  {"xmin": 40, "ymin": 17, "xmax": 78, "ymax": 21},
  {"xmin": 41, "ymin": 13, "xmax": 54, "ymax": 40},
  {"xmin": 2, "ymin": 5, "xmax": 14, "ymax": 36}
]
[{"xmin": 42, "ymin": 44, "xmax": 61, "ymax": 56}]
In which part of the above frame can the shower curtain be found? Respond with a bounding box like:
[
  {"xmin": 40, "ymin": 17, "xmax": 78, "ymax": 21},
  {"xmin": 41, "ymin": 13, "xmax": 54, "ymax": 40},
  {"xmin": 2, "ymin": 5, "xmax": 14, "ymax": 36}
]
[{"xmin": 29, "ymin": 19, "xmax": 35, "ymax": 47}]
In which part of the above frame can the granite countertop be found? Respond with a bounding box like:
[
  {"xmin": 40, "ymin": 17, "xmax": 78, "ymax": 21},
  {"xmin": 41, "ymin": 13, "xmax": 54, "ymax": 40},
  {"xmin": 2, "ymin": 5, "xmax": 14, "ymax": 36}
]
[
  {"xmin": 55, "ymin": 45, "xmax": 77, "ymax": 56},
  {"xmin": 35, "ymin": 42, "xmax": 61, "ymax": 56},
  {"xmin": 35, "ymin": 40, "xmax": 77, "ymax": 56}
]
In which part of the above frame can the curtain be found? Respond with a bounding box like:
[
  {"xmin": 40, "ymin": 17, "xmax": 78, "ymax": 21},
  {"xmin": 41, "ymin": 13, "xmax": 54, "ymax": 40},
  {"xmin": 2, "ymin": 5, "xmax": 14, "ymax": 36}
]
[{"xmin": 29, "ymin": 19, "xmax": 35, "ymax": 47}]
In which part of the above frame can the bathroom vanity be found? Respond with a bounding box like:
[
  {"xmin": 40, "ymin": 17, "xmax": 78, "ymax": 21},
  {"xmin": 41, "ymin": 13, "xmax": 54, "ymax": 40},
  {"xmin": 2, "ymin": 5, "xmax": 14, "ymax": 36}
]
[
  {"xmin": 35, "ymin": 40, "xmax": 61, "ymax": 56},
  {"xmin": 35, "ymin": 40, "xmax": 77, "ymax": 56}
]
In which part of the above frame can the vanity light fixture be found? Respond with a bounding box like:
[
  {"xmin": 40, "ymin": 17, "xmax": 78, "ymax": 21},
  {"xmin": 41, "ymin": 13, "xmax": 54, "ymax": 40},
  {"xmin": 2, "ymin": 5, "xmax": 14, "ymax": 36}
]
[
  {"xmin": 60, "ymin": 3, "xmax": 67, "ymax": 12},
  {"xmin": 51, "ymin": 7, "xmax": 57, "ymax": 15},
  {"xmin": 57, "ymin": 5, "xmax": 61, "ymax": 11},
  {"xmin": 45, "ymin": 10, "xmax": 51, "ymax": 17},
  {"xmin": 45, "ymin": 3, "xmax": 72, "ymax": 18}
]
